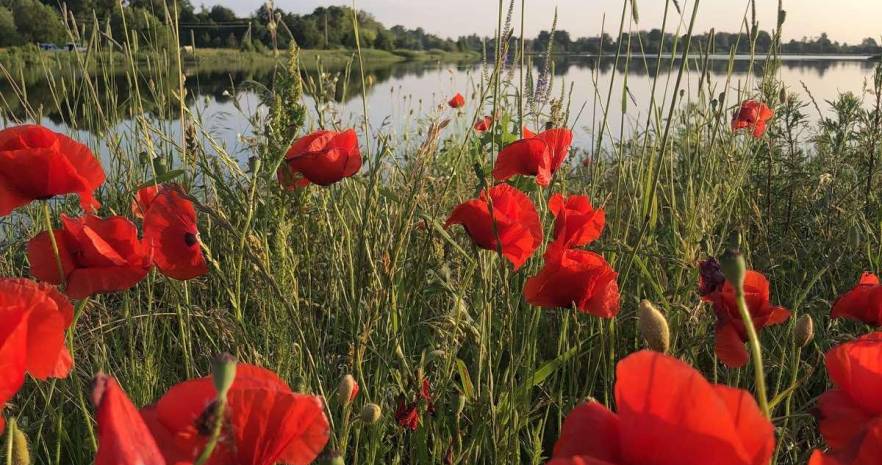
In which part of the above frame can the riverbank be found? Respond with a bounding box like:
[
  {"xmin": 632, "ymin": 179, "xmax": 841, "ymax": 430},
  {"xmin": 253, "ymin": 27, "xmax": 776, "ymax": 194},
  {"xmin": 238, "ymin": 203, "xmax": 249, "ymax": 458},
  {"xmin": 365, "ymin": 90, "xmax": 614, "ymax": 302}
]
[{"xmin": 0, "ymin": 46, "xmax": 480, "ymax": 73}]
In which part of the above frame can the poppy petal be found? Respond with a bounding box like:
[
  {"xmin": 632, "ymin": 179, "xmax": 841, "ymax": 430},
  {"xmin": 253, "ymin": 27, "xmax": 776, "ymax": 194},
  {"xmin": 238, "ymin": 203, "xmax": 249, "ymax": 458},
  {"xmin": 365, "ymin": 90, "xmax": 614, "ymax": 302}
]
[
  {"xmin": 93, "ymin": 375, "xmax": 166, "ymax": 465},
  {"xmin": 552, "ymin": 400, "xmax": 622, "ymax": 462},
  {"xmin": 715, "ymin": 323, "xmax": 750, "ymax": 368},
  {"xmin": 493, "ymin": 138, "xmax": 553, "ymax": 186},
  {"xmin": 817, "ymin": 389, "xmax": 874, "ymax": 450},
  {"xmin": 824, "ymin": 332, "xmax": 882, "ymax": 415},
  {"xmin": 615, "ymin": 351, "xmax": 769, "ymax": 465}
]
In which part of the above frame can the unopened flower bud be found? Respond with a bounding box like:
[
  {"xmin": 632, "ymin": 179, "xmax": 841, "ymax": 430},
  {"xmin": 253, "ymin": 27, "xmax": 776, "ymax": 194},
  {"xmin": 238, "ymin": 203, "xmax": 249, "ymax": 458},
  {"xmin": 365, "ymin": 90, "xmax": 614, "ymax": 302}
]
[
  {"xmin": 637, "ymin": 300, "xmax": 671, "ymax": 353},
  {"xmin": 338, "ymin": 374, "xmax": 358, "ymax": 405},
  {"xmin": 719, "ymin": 248, "xmax": 746, "ymax": 290},
  {"xmin": 212, "ymin": 353, "xmax": 237, "ymax": 398},
  {"xmin": 795, "ymin": 315, "xmax": 814, "ymax": 348},
  {"xmin": 360, "ymin": 403, "xmax": 382, "ymax": 424}
]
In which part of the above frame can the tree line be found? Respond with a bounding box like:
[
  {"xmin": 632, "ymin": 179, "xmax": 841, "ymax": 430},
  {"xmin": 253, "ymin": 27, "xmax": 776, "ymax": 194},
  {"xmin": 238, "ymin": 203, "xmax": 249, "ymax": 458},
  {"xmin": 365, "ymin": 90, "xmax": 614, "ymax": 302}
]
[{"xmin": 2, "ymin": 1, "xmax": 877, "ymax": 57}]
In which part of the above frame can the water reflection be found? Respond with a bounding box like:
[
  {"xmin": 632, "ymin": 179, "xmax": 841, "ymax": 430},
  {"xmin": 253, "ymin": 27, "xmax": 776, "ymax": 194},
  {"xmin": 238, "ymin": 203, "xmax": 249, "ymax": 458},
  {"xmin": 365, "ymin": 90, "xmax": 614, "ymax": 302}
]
[{"xmin": 0, "ymin": 56, "xmax": 876, "ymax": 154}]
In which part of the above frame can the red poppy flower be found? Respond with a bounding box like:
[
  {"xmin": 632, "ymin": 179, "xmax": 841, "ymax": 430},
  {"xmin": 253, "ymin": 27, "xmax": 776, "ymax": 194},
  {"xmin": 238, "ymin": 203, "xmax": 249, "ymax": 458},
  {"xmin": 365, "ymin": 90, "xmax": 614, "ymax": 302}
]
[
  {"xmin": 524, "ymin": 244, "xmax": 620, "ymax": 318},
  {"xmin": 142, "ymin": 188, "xmax": 208, "ymax": 281},
  {"xmin": 444, "ymin": 183, "xmax": 543, "ymax": 270},
  {"xmin": 448, "ymin": 93, "xmax": 465, "ymax": 108},
  {"xmin": 0, "ymin": 278, "xmax": 74, "ymax": 431},
  {"xmin": 699, "ymin": 257, "xmax": 726, "ymax": 297},
  {"xmin": 474, "ymin": 116, "xmax": 493, "ymax": 133},
  {"xmin": 809, "ymin": 333, "xmax": 882, "ymax": 465},
  {"xmin": 277, "ymin": 129, "xmax": 361, "ymax": 189},
  {"xmin": 93, "ymin": 374, "xmax": 166, "ymax": 465},
  {"xmin": 831, "ymin": 273, "xmax": 882, "ymax": 326},
  {"xmin": 421, "ymin": 377, "xmax": 435, "ymax": 415},
  {"xmin": 395, "ymin": 400, "xmax": 420, "ymax": 430},
  {"xmin": 492, "ymin": 128, "xmax": 573, "ymax": 187},
  {"xmin": 132, "ymin": 185, "xmax": 160, "ymax": 220},
  {"xmin": 732, "ymin": 100, "xmax": 774, "ymax": 138},
  {"xmin": 27, "ymin": 214, "xmax": 151, "ymax": 299},
  {"xmin": 549, "ymin": 350, "xmax": 775, "ymax": 465},
  {"xmin": 141, "ymin": 363, "xmax": 329, "ymax": 465},
  {"xmin": 0, "ymin": 125, "xmax": 105, "ymax": 217},
  {"xmin": 701, "ymin": 270, "xmax": 791, "ymax": 368},
  {"xmin": 548, "ymin": 194, "xmax": 605, "ymax": 249}
]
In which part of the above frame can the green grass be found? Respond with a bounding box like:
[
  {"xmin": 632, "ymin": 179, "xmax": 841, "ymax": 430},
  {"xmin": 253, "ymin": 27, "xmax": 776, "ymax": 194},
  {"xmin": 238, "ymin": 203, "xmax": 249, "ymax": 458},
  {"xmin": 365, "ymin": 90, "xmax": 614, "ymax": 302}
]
[{"xmin": 0, "ymin": 1, "xmax": 881, "ymax": 465}]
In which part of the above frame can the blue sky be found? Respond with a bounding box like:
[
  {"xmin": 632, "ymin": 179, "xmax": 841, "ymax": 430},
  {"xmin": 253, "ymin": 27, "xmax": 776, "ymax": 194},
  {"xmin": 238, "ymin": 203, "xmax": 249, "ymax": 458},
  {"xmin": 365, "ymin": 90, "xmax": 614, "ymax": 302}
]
[{"xmin": 206, "ymin": 0, "xmax": 882, "ymax": 44}]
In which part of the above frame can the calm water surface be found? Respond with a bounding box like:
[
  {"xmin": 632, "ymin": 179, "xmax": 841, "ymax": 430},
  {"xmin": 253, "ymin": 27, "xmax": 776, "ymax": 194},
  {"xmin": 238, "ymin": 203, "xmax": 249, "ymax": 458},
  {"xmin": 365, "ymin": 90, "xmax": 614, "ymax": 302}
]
[{"xmin": 6, "ymin": 55, "xmax": 881, "ymax": 163}]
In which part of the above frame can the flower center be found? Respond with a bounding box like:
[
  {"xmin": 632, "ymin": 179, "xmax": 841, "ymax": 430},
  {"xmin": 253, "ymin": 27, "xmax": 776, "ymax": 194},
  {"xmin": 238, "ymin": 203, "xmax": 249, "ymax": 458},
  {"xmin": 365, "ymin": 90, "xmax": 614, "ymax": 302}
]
[{"xmin": 184, "ymin": 232, "xmax": 198, "ymax": 247}]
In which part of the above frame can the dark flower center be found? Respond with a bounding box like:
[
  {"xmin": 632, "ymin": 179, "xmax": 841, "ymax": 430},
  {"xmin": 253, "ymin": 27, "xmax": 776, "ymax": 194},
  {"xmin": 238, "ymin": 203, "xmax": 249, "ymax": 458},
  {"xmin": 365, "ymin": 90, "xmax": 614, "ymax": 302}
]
[{"xmin": 184, "ymin": 232, "xmax": 198, "ymax": 247}]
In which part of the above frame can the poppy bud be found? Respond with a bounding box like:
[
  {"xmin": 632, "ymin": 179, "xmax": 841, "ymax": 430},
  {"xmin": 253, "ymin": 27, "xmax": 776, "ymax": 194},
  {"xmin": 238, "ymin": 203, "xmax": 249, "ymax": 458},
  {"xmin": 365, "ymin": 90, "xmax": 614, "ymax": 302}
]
[
  {"xmin": 795, "ymin": 314, "xmax": 814, "ymax": 348},
  {"xmin": 637, "ymin": 300, "xmax": 670, "ymax": 353},
  {"xmin": 9, "ymin": 420, "xmax": 30, "ymax": 465},
  {"xmin": 360, "ymin": 403, "xmax": 382, "ymax": 424},
  {"xmin": 719, "ymin": 248, "xmax": 746, "ymax": 290},
  {"xmin": 211, "ymin": 353, "xmax": 237, "ymax": 399},
  {"xmin": 338, "ymin": 374, "xmax": 358, "ymax": 405}
]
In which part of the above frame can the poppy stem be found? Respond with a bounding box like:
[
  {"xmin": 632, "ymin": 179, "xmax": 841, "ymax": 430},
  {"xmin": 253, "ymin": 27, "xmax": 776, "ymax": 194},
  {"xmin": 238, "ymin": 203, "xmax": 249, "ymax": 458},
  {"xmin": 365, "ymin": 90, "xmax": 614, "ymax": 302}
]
[
  {"xmin": 733, "ymin": 282, "xmax": 771, "ymax": 418},
  {"xmin": 42, "ymin": 202, "xmax": 66, "ymax": 291},
  {"xmin": 193, "ymin": 399, "xmax": 227, "ymax": 465}
]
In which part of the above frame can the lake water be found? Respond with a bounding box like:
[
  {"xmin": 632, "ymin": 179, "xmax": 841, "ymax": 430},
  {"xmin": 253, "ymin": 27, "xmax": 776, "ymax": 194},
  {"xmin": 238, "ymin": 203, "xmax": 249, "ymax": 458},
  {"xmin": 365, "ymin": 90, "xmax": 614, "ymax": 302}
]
[{"xmin": 3, "ymin": 55, "xmax": 880, "ymax": 163}]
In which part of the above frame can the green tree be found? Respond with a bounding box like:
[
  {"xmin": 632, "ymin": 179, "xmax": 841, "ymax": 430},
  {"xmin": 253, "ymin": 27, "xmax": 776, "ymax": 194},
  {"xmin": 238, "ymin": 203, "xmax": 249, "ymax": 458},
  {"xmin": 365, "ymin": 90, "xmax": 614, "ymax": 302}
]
[
  {"xmin": 11, "ymin": 0, "xmax": 66, "ymax": 43},
  {"xmin": 0, "ymin": 6, "xmax": 18, "ymax": 46}
]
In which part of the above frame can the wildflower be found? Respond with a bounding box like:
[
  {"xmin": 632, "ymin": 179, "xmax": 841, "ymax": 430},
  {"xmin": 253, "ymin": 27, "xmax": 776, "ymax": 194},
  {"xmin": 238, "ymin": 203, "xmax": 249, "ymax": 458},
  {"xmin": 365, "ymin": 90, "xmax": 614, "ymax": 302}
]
[
  {"xmin": 141, "ymin": 364, "xmax": 330, "ymax": 465},
  {"xmin": 0, "ymin": 125, "xmax": 105, "ymax": 217},
  {"xmin": 701, "ymin": 268, "xmax": 791, "ymax": 368},
  {"xmin": 0, "ymin": 279, "xmax": 74, "ymax": 432},
  {"xmin": 395, "ymin": 399, "xmax": 420, "ymax": 430},
  {"xmin": 473, "ymin": 116, "xmax": 493, "ymax": 133},
  {"xmin": 27, "ymin": 215, "xmax": 151, "ymax": 299},
  {"xmin": 524, "ymin": 244, "xmax": 620, "ymax": 318},
  {"xmin": 92, "ymin": 374, "xmax": 166, "ymax": 465},
  {"xmin": 548, "ymin": 193, "xmax": 605, "ymax": 249},
  {"xmin": 131, "ymin": 185, "xmax": 160, "ymax": 220},
  {"xmin": 809, "ymin": 332, "xmax": 882, "ymax": 465},
  {"xmin": 142, "ymin": 188, "xmax": 208, "ymax": 281},
  {"xmin": 448, "ymin": 93, "xmax": 465, "ymax": 109},
  {"xmin": 445, "ymin": 184, "xmax": 542, "ymax": 270},
  {"xmin": 492, "ymin": 128, "xmax": 573, "ymax": 187},
  {"xmin": 277, "ymin": 129, "xmax": 361, "ymax": 188},
  {"xmin": 831, "ymin": 272, "xmax": 882, "ymax": 326},
  {"xmin": 698, "ymin": 257, "xmax": 726, "ymax": 296},
  {"xmin": 421, "ymin": 377, "xmax": 435, "ymax": 415},
  {"xmin": 732, "ymin": 100, "xmax": 774, "ymax": 138},
  {"xmin": 549, "ymin": 351, "xmax": 775, "ymax": 465}
]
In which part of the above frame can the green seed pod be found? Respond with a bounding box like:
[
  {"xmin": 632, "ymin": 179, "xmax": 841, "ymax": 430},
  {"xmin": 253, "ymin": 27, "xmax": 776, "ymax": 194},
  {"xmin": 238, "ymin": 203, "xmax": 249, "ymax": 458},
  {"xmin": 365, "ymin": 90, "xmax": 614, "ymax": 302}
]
[
  {"xmin": 360, "ymin": 403, "xmax": 382, "ymax": 424},
  {"xmin": 638, "ymin": 300, "xmax": 671, "ymax": 353},
  {"xmin": 212, "ymin": 353, "xmax": 237, "ymax": 399},
  {"xmin": 795, "ymin": 315, "xmax": 814, "ymax": 348}
]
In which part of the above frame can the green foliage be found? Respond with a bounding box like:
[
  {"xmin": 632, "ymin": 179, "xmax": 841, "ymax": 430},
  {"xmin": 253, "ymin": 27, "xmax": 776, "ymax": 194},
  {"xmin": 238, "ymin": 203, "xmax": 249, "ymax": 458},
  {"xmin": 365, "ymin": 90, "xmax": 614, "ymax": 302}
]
[{"xmin": 10, "ymin": 0, "xmax": 65, "ymax": 44}]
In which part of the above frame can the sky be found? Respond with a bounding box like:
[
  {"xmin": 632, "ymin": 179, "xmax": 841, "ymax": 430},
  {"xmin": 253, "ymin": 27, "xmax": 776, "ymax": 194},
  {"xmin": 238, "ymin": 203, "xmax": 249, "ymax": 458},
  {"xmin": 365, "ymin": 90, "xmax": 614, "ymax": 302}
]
[{"xmin": 211, "ymin": 0, "xmax": 882, "ymax": 44}]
